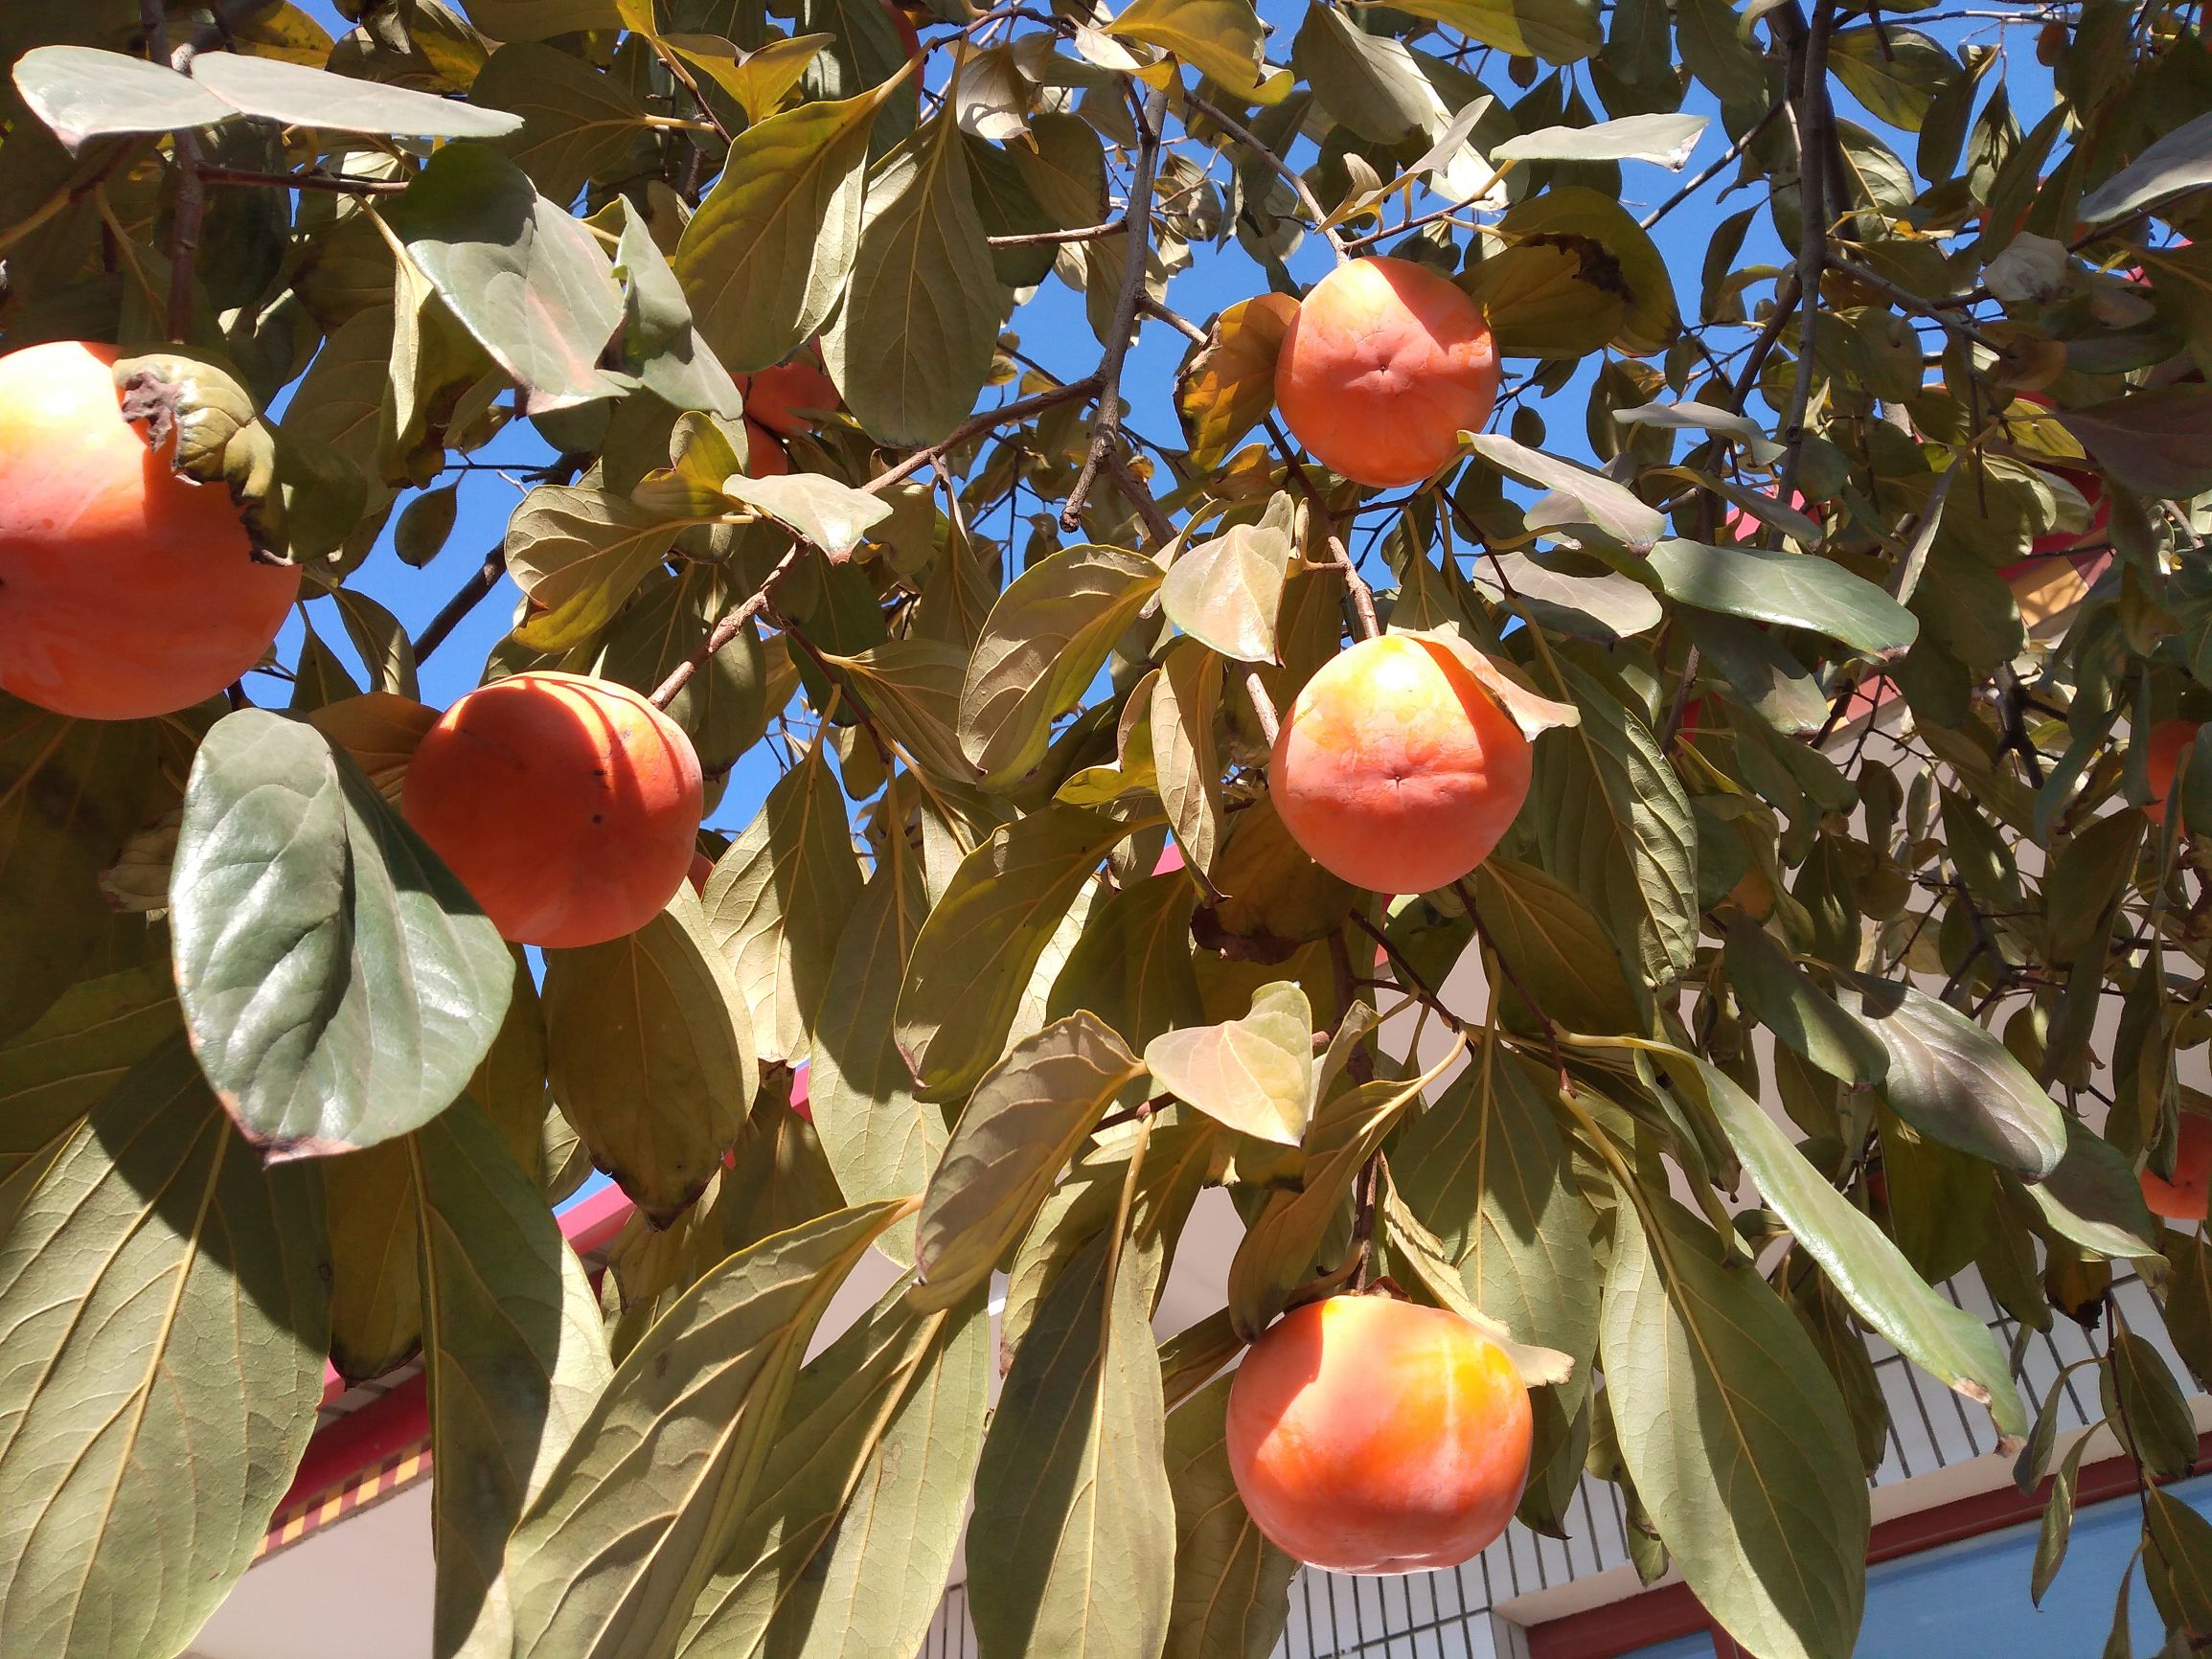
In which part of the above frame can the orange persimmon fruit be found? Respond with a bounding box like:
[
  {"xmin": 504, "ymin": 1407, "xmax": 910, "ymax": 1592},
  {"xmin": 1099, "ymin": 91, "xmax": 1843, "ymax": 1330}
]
[
  {"xmin": 401, "ymin": 670, "xmax": 703, "ymax": 948},
  {"xmin": 742, "ymin": 348, "xmax": 841, "ymax": 439},
  {"xmin": 2145, "ymin": 717, "xmax": 2200, "ymax": 830},
  {"xmin": 1269, "ymin": 634, "xmax": 1531, "ymax": 894},
  {"xmin": 1226, "ymin": 1296, "xmax": 1533, "ymax": 1575},
  {"xmin": 0, "ymin": 339, "xmax": 298, "ymax": 719},
  {"xmin": 1273, "ymin": 258, "xmax": 1499, "ymax": 489}
]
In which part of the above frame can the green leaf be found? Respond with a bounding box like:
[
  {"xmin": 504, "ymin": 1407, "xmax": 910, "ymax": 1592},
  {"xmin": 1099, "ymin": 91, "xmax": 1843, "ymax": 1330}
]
[
  {"xmin": 2109, "ymin": 1328, "xmax": 2198, "ymax": 1479},
  {"xmin": 1144, "ymin": 981, "xmax": 1314, "ymax": 1146},
  {"xmin": 817, "ymin": 641, "xmax": 970, "ymax": 779},
  {"xmin": 2012, "ymin": 1118, "xmax": 2158, "ymax": 1260},
  {"xmin": 1227, "ymin": 1017, "xmax": 1449, "ymax": 1338},
  {"xmin": 2032, "ymin": 1435, "xmax": 2088, "ymax": 1602},
  {"xmin": 386, "ymin": 143, "xmax": 624, "ymax": 413},
  {"xmin": 1468, "ymin": 433, "xmax": 1665, "ymax": 550},
  {"xmin": 0, "ymin": 702, "xmax": 168, "ymax": 1044},
  {"xmin": 2078, "ymin": 109, "xmax": 2212, "ymax": 223},
  {"xmin": 1048, "ymin": 871, "xmax": 1205, "ymax": 1054},
  {"xmin": 1387, "ymin": 0, "xmax": 1600, "ymax": 63},
  {"xmin": 1164, "ymin": 1375, "xmax": 1297, "ymax": 1659},
  {"xmin": 824, "ymin": 114, "xmax": 1004, "ymax": 446},
  {"xmin": 1602, "ymin": 1193, "xmax": 1868, "ymax": 1659},
  {"xmin": 1646, "ymin": 540, "xmax": 1919, "ymax": 661},
  {"xmin": 503, "ymin": 1200, "xmax": 911, "ymax": 1659},
  {"xmin": 2057, "ymin": 385, "xmax": 2212, "ymax": 501},
  {"xmin": 1723, "ymin": 917, "xmax": 1888, "ymax": 1086},
  {"xmin": 2145, "ymin": 1484, "xmax": 2212, "ymax": 1641},
  {"xmin": 717, "ymin": 471, "xmax": 893, "ymax": 559},
  {"xmin": 1838, "ymin": 974, "xmax": 2067, "ymax": 1177},
  {"xmin": 1493, "ymin": 187, "xmax": 1677, "ymax": 356},
  {"xmin": 676, "ymin": 89, "xmax": 887, "ymax": 375},
  {"xmin": 702, "ymin": 742, "xmax": 863, "ymax": 1066},
  {"xmin": 542, "ymin": 890, "xmax": 757, "ymax": 1223},
  {"xmin": 1159, "ymin": 522, "xmax": 1292, "ymax": 665},
  {"xmin": 192, "ymin": 49, "xmax": 522, "ymax": 137},
  {"xmin": 1495, "ymin": 112, "xmax": 1708, "ymax": 167},
  {"xmin": 613, "ymin": 200, "xmax": 747, "ymax": 422},
  {"xmin": 1828, "ymin": 27, "xmax": 1954, "ymax": 132},
  {"xmin": 1150, "ymin": 643, "xmax": 1227, "ymax": 882},
  {"xmin": 810, "ymin": 857, "xmax": 937, "ymax": 1266},
  {"xmin": 1655, "ymin": 1044, "xmax": 2024, "ymax": 1441},
  {"xmin": 1390, "ymin": 1041, "xmax": 1599, "ymax": 1383},
  {"xmin": 416, "ymin": 1099, "xmax": 612, "ymax": 1659},
  {"xmin": 1294, "ymin": 4, "xmax": 1448, "ymax": 148},
  {"xmin": 171, "ymin": 709, "xmax": 513, "ymax": 1158},
  {"xmin": 0, "ymin": 1036, "xmax": 329, "ymax": 1659},
  {"xmin": 1529, "ymin": 657, "xmax": 1699, "ymax": 987},
  {"xmin": 505, "ymin": 485, "xmax": 686, "ymax": 652},
  {"xmin": 1469, "ymin": 854, "xmax": 1650, "ymax": 1033},
  {"xmin": 676, "ymin": 1288, "xmax": 990, "ymax": 1659},
  {"xmin": 912, "ymin": 1011, "xmax": 1143, "ymax": 1309},
  {"xmin": 959, "ymin": 545, "xmax": 1162, "ymax": 786},
  {"xmin": 0, "ymin": 964, "xmax": 180, "ymax": 1195},
  {"xmin": 970, "ymin": 1227, "xmax": 1175, "ymax": 1659},
  {"xmin": 460, "ymin": 0, "xmax": 623, "ymax": 38},
  {"xmin": 1106, "ymin": 0, "xmax": 1269, "ymax": 94},
  {"xmin": 668, "ymin": 33, "xmax": 834, "ymax": 128},
  {"xmin": 11, "ymin": 46, "xmax": 234, "ymax": 149},
  {"xmin": 472, "ymin": 41, "xmax": 652, "ymax": 208}
]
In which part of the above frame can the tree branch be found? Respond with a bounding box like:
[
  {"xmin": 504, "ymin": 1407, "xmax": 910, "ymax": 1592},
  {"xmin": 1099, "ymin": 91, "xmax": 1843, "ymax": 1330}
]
[
  {"xmin": 1060, "ymin": 80, "xmax": 1171, "ymax": 532},
  {"xmin": 650, "ymin": 539, "xmax": 805, "ymax": 709},
  {"xmin": 862, "ymin": 376, "xmax": 1101, "ymax": 495},
  {"xmin": 195, "ymin": 166, "xmax": 413, "ymax": 194},
  {"xmin": 1639, "ymin": 98, "xmax": 1787, "ymax": 232},
  {"xmin": 988, "ymin": 216, "xmax": 1128, "ymax": 249},
  {"xmin": 1777, "ymin": 0, "xmax": 1836, "ymax": 509}
]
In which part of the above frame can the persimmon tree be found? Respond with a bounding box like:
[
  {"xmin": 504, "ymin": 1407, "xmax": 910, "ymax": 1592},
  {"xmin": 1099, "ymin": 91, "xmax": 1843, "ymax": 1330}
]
[{"xmin": 2, "ymin": 0, "xmax": 2210, "ymax": 1656}]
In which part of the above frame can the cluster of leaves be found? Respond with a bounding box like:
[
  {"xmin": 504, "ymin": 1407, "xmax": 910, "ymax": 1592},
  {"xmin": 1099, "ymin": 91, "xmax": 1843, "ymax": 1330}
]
[{"xmin": 7, "ymin": 0, "xmax": 2212, "ymax": 1656}]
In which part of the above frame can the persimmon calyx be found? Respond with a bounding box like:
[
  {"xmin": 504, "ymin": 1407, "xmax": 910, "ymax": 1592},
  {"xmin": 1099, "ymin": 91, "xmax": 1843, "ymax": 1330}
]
[{"xmin": 114, "ymin": 351, "xmax": 299, "ymax": 566}]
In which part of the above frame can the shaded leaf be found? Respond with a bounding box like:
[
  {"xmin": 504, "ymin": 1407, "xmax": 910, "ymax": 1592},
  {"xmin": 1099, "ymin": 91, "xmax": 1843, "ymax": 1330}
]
[
  {"xmin": 701, "ymin": 739, "xmax": 863, "ymax": 1065},
  {"xmin": 969, "ymin": 1228, "xmax": 1174, "ymax": 1659},
  {"xmin": 1164, "ymin": 1375, "xmax": 1297, "ymax": 1659},
  {"xmin": 913, "ymin": 1011, "xmax": 1142, "ymax": 1309},
  {"xmin": 171, "ymin": 709, "xmax": 513, "ymax": 1158},
  {"xmin": 959, "ymin": 545, "xmax": 1162, "ymax": 786},
  {"xmin": 1647, "ymin": 540, "xmax": 1918, "ymax": 661},
  {"xmin": 503, "ymin": 1200, "xmax": 911, "ymax": 1659},
  {"xmin": 0, "ymin": 1036, "xmax": 329, "ymax": 1659},
  {"xmin": 543, "ymin": 890, "xmax": 757, "ymax": 1223},
  {"xmin": 1602, "ymin": 1193, "xmax": 1868, "ymax": 1659}
]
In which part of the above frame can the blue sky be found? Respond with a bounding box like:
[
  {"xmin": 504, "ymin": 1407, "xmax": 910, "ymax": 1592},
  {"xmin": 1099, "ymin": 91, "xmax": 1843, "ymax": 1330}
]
[{"xmin": 281, "ymin": 0, "xmax": 2061, "ymax": 844}]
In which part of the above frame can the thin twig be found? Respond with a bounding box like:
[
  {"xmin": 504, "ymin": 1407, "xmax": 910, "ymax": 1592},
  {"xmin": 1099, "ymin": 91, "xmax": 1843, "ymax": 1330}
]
[
  {"xmin": 1266, "ymin": 417, "xmax": 1379, "ymax": 640},
  {"xmin": 650, "ymin": 540, "xmax": 805, "ymax": 709},
  {"xmin": 196, "ymin": 166, "xmax": 413, "ymax": 195},
  {"xmin": 1181, "ymin": 88, "xmax": 1352, "ymax": 265},
  {"xmin": 863, "ymin": 376, "xmax": 1101, "ymax": 494},
  {"xmin": 988, "ymin": 216, "xmax": 1128, "ymax": 249},
  {"xmin": 1639, "ymin": 99, "xmax": 1787, "ymax": 231},
  {"xmin": 415, "ymin": 456, "xmax": 586, "ymax": 662},
  {"xmin": 1826, "ymin": 253, "xmax": 2009, "ymax": 352},
  {"xmin": 1061, "ymin": 80, "xmax": 1170, "ymax": 532}
]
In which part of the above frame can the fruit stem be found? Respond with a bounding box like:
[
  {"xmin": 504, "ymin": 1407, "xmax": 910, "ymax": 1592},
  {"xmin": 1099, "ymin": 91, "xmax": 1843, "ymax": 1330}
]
[{"xmin": 1266, "ymin": 417, "xmax": 1380, "ymax": 641}]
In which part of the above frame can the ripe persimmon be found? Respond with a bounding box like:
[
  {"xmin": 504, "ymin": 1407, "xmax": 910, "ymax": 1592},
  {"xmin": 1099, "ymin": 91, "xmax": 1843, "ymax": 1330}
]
[
  {"xmin": 0, "ymin": 339, "xmax": 298, "ymax": 719},
  {"xmin": 744, "ymin": 418, "xmax": 791, "ymax": 478},
  {"xmin": 1226, "ymin": 1295, "xmax": 1533, "ymax": 1575},
  {"xmin": 1269, "ymin": 634, "xmax": 1530, "ymax": 894},
  {"xmin": 1273, "ymin": 258, "xmax": 1498, "ymax": 489},
  {"xmin": 2142, "ymin": 1112, "xmax": 2212, "ymax": 1222},
  {"xmin": 742, "ymin": 349, "xmax": 841, "ymax": 439},
  {"xmin": 401, "ymin": 671, "xmax": 703, "ymax": 948},
  {"xmin": 2145, "ymin": 718, "xmax": 2200, "ymax": 830}
]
